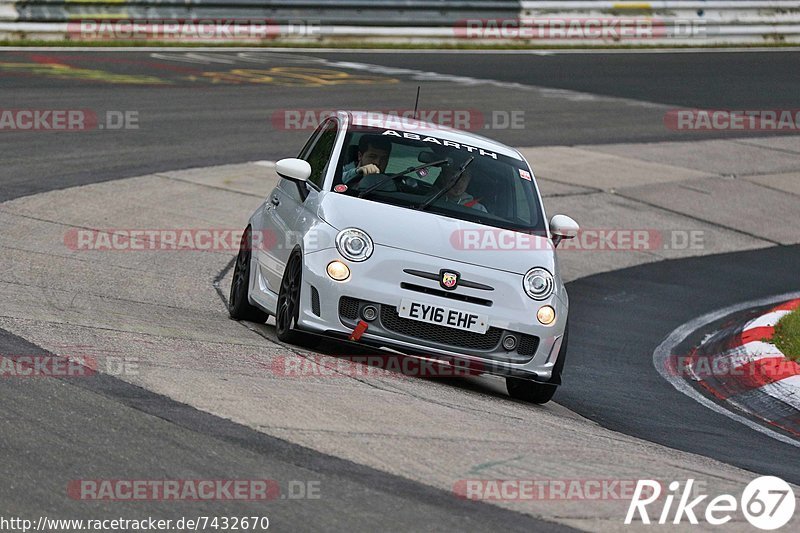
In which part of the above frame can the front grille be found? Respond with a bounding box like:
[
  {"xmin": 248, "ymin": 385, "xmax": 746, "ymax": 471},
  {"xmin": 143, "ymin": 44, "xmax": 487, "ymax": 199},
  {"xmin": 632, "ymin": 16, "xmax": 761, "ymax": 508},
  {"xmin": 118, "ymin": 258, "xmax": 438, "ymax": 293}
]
[
  {"xmin": 311, "ymin": 286, "xmax": 321, "ymax": 316},
  {"xmin": 380, "ymin": 305, "xmax": 502, "ymax": 351},
  {"xmin": 339, "ymin": 296, "xmax": 360, "ymax": 320},
  {"xmin": 403, "ymin": 269, "xmax": 494, "ymax": 291},
  {"xmin": 400, "ymin": 283, "xmax": 492, "ymax": 307},
  {"xmin": 517, "ymin": 334, "xmax": 539, "ymax": 356}
]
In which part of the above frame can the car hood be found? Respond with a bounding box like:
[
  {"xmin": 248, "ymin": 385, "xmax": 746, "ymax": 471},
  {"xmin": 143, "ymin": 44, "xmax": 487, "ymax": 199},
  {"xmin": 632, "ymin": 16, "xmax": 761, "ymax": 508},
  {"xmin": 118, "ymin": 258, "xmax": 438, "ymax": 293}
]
[{"xmin": 318, "ymin": 193, "xmax": 555, "ymax": 276}]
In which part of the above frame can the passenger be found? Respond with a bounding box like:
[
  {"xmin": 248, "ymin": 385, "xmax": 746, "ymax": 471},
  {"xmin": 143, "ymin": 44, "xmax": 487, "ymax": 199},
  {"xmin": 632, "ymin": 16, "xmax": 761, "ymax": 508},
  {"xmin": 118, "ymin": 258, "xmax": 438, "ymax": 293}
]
[{"xmin": 434, "ymin": 165, "xmax": 488, "ymax": 213}]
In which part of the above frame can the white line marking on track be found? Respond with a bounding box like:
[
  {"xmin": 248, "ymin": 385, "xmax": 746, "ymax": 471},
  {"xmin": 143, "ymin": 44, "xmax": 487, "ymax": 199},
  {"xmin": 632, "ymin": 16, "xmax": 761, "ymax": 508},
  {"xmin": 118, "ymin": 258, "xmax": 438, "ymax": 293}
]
[
  {"xmin": 142, "ymin": 50, "xmax": 668, "ymax": 108},
  {"xmin": 653, "ymin": 291, "xmax": 800, "ymax": 448},
  {"xmin": 317, "ymin": 58, "xmax": 664, "ymax": 107}
]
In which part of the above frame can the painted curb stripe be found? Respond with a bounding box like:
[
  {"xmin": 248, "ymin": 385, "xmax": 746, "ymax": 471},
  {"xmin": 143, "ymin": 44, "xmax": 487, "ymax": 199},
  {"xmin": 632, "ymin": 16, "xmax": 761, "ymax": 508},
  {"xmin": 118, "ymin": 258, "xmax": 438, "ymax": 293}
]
[
  {"xmin": 744, "ymin": 309, "xmax": 791, "ymax": 331},
  {"xmin": 695, "ymin": 301, "xmax": 799, "ymax": 394},
  {"xmin": 653, "ymin": 292, "xmax": 800, "ymax": 447},
  {"xmin": 740, "ymin": 325, "xmax": 775, "ymax": 345},
  {"xmin": 695, "ymin": 299, "xmax": 800, "ymax": 429},
  {"xmin": 700, "ymin": 357, "xmax": 800, "ymax": 400},
  {"xmin": 739, "ymin": 358, "xmax": 800, "ymax": 388},
  {"xmin": 771, "ymin": 299, "xmax": 800, "ymax": 313}
]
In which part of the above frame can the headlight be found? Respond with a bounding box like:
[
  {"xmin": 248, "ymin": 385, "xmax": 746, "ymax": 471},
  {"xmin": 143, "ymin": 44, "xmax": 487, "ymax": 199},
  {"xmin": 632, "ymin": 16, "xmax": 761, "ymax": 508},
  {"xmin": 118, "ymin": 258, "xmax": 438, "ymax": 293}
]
[
  {"xmin": 523, "ymin": 267, "xmax": 554, "ymax": 300},
  {"xmin": 537, "ymin": 305, "xmax": 556, "ymax": 325},
  {"xmin": 327, "ymin": 260, "xmax": 351, "ymax": 281},
  {"xmin": 335, "ymin": 228, "xmax": 374, "ymax": 262}
]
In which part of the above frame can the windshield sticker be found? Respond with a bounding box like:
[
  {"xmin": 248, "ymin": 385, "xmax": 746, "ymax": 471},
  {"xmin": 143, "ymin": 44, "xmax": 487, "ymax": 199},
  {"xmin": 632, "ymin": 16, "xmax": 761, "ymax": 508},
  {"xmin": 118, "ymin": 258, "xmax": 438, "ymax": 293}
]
[
  {"xmin": 519, "ymin": 169, "xmax": 532, "ymax": 181},
  {"xmin": 381, "ymin": 130, "xmax": 498, "ymax": 160},
  {"xmin": 334, "ymin": 184, "xmax": 348, "ymax": 193}
]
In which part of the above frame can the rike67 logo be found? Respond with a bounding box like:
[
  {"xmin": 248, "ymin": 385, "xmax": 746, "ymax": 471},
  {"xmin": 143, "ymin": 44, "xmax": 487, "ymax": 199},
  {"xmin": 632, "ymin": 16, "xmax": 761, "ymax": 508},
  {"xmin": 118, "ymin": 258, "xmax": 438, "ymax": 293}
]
[{"xmin": 625, "ymin": 477, "xmax": 796, "ymax": 530}]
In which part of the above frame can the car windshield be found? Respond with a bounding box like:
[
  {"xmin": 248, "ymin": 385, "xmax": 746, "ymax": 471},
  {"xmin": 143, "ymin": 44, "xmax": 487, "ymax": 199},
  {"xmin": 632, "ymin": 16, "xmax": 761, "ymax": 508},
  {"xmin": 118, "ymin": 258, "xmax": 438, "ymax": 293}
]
[{"xmin": 332, "ymin": 126, "xmax": 547, "ymax": 233}]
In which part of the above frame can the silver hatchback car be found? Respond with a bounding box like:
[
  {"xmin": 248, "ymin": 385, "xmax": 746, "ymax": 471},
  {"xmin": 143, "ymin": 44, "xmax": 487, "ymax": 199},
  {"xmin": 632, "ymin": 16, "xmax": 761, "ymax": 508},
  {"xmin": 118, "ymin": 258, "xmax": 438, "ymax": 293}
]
[{"xmin": 229, "ymin": 111, "xmax": 579, "ymax": 403}]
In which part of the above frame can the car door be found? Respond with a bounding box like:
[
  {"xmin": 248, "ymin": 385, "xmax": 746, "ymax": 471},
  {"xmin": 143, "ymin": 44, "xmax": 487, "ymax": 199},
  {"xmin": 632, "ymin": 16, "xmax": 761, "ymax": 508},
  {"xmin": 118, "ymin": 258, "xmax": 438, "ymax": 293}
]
[{"xmin": 255, "ymin": 119, "xmax": 338, "ymax": 294}]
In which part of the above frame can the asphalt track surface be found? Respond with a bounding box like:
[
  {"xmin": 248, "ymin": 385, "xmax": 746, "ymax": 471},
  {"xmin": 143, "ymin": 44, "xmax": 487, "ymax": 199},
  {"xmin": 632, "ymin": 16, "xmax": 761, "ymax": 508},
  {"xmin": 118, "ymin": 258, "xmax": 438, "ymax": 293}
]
[
  {"xmin": 1, "ymin": 49, "xmax": 799, "ymax": 527},
  {"xmin": 0, "ymin": 328, "xmax": 570, "ymax": 531},
  {"xmin": 314, "ymin": 50, "xmax": 800, "ymax": 110},
  {"xmin": 2, "ymin": 49, "xmax": 799, "ymax": 201},
  {"xmin": 561, "ymin": 244, "xmax": 800, "ymax": 485}
]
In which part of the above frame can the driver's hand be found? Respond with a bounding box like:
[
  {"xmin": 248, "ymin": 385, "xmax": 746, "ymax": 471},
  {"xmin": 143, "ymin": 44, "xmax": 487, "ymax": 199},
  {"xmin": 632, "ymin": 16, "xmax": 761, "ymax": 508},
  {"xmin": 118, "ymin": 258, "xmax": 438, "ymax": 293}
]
[{"xmin": 358, "ymin": 164, "xmax": 380, "ymax": 176}]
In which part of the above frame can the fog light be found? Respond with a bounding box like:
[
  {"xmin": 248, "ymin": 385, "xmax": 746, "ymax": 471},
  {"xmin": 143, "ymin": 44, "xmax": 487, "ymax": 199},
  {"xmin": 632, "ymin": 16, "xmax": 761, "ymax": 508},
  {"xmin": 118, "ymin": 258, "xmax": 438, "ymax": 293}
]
[
  {"xmin": 502, "ymin": 335, "xmax": 517, "ymax": 351},
  {"xmin": 361, "ymin": 305, "xmax": 378, "ymax": 321},
  {"xmin": 327, "ymin": 260, "xmax": 350, "ymax": 281},
  {"xmin": 537, "ymin": 305, "xmax": 556, "ymax": 325}
]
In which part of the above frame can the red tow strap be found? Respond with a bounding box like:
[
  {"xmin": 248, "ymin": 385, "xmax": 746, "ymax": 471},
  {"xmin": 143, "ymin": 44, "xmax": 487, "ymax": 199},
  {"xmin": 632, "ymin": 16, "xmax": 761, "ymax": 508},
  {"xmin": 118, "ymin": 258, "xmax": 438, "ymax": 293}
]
[{"xmin": 349, "ymin": 320, "xmax": 369, "ymax": 341}]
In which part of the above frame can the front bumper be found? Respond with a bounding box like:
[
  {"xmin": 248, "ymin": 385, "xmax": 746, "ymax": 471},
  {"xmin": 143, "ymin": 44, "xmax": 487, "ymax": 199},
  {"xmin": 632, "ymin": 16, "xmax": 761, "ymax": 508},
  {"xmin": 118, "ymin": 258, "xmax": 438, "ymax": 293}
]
[{"xmin": 294, "ymin": 245, "xmax": 568, "ymax": 383}]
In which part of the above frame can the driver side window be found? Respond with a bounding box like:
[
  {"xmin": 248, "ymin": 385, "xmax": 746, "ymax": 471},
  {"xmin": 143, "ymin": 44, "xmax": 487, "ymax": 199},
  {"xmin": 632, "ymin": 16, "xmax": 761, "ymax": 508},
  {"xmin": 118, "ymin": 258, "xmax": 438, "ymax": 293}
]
[{"xmin": 303, "ymin": 120, "xmax": 338, "ymax": 189}]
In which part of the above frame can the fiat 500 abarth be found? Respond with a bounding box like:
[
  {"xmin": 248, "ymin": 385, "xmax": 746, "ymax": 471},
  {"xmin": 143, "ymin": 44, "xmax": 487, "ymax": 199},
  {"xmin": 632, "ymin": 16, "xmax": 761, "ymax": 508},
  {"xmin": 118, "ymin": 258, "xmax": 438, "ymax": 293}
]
[{"xmin": 229, "ymin": 111, "xmax": 579, "ymax": 403}]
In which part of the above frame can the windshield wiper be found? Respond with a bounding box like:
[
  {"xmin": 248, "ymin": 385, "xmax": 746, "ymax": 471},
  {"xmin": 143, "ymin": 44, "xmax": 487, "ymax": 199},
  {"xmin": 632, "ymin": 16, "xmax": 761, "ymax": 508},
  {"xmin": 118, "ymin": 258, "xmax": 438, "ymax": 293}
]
[
  {"xmin": 415, "ymin": 156, "xmax": 474, "ymax": 212},
  {"xmin": 357, "ymin": 159, "xmax": 449, "ymax": 199}
]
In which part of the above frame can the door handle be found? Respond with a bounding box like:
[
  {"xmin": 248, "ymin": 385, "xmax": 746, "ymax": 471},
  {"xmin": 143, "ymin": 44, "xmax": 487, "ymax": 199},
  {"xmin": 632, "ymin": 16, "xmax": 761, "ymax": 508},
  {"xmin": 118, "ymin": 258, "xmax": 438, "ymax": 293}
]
[{"xmin": 271, "ymin": 195, "xmax": 280, "ymax": 206}]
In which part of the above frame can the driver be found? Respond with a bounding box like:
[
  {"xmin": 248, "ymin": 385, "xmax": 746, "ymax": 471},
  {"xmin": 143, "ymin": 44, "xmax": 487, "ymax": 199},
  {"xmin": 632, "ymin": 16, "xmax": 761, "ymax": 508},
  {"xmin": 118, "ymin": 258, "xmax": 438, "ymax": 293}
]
[
  {"xmin": 342, "ymin": 135, "xmax": 392, "ymax": 183},
  {"xmin": 435, "ymin": 165, "xmax": 488, "ymax": 213}
]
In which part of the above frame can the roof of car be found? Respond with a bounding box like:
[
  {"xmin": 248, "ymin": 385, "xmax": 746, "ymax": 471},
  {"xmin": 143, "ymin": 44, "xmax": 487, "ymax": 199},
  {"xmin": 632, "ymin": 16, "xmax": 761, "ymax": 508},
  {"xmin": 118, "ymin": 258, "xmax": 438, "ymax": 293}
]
[{"xmin": 343, "ymin": 111, "xmax": 524, "ymax": 161}]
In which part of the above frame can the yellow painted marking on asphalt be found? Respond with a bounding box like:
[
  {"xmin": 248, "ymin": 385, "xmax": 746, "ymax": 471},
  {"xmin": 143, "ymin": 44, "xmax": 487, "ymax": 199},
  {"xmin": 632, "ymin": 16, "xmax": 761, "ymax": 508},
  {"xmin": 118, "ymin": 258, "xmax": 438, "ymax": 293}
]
[
  {"xmin": 612, "ymin": 2, "xmax": 652, "ymax": 8},
  {"xmin": 0, "ymin": 62, "xmax": 170, "ymax": 85},
  {"xmin": 68, "ymin": 13, "xmax": 129, "ymax": 20},
  {"xmin": 0, "ymin": 62, "xmax": 393, "ymax": 87},
  {"xmin": 192, "ymin": 67, "xmax": 398, "ymax": 87}
]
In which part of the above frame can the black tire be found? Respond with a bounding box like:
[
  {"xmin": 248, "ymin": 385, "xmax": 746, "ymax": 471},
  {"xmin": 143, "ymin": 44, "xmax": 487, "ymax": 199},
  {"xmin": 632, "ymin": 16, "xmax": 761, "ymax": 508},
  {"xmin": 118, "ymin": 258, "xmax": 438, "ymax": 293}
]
[
  {"xmin": 506, "ymin": 324, "xmax": 569, "ymax": 404},
  {"xmin": 229, "ymin": 227, "xmax": 270, "ymax": 323},
  {"xmin": 275, "ymin": 252, "xmax": 320, "ymax": 348},
  {"xmin": 506, "ymin": 378, "xmax": 557, "ymax": 404}
]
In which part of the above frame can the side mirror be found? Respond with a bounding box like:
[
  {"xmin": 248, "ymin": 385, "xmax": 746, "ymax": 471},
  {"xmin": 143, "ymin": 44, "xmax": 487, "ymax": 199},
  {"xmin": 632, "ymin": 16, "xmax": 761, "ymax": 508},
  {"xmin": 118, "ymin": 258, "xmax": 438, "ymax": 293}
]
[
  {"xmin": 549, "ymin": 214, "xmax": 579, "ymax": 248},
  {"xmin": 275, "ymin": 158, "xmax": 311, "ymax": 182}
]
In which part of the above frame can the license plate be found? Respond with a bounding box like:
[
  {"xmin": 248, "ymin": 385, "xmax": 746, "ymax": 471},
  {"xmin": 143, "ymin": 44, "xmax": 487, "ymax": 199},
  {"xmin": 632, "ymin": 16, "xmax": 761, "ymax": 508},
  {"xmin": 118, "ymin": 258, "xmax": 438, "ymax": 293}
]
[{"xmin": 397, "ymin": 299, "xmax": 489, "ymax": 334}]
